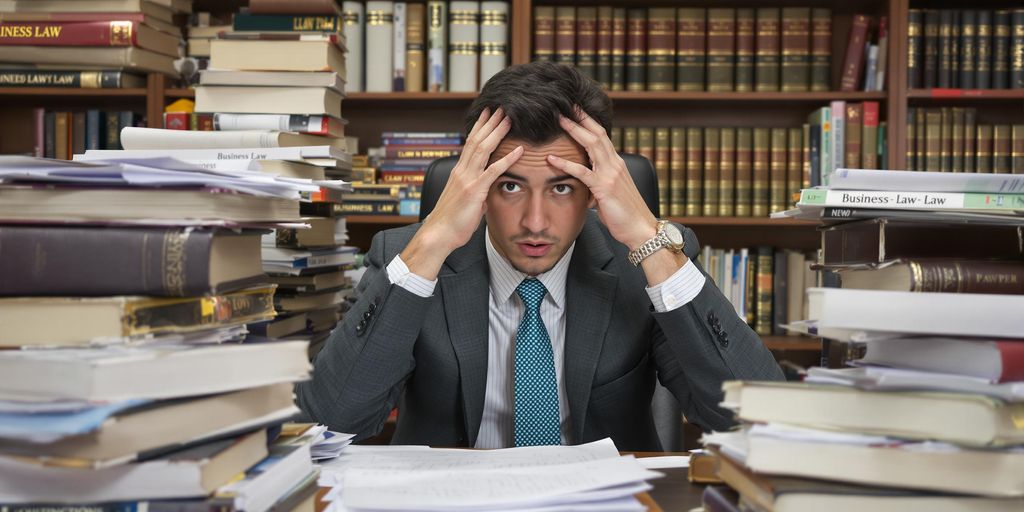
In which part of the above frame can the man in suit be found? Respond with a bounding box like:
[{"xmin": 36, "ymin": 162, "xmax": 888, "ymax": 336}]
[{"xmin": 297, "ymin": 62, "xmax": 784, "ymax": 450}]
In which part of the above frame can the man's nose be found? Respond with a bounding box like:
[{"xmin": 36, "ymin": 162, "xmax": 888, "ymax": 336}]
[{"xmin": 521, "ymin": 192, "xmax": 550, "ymax": 234}]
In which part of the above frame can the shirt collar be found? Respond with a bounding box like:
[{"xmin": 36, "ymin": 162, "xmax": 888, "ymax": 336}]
[{"xmin": 485, "ymin": 226, "xmax": 574, "ymax": 310}]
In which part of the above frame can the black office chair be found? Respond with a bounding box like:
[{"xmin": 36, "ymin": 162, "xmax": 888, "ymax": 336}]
[
  {"xmin": 417, "ymin": 152, "xmax": 685, "ymax": 451},
  {"xmin": 418, "ymin": 153, "xmax": 660, "ymax": 220}
]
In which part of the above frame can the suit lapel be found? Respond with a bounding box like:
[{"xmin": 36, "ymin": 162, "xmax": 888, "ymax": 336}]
[
  {"xmin": 439, "ymin": 225, "xmax": 489, "ymax": 447},
  {"xmin": 563, "ymin": 219, "xmax": 618, "ymax": 443}
]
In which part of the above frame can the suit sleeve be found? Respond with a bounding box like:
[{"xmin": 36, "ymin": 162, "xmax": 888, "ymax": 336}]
[
  {"xmin": 650, "ymin": 226, "xmax": 785, "ymax": 432},
  {"xmin": 295, "ymin": 229, "xmax": 434, "ymax": 441}
]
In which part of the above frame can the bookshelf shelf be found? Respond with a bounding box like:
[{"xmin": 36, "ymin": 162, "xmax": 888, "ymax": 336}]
[
  {"xmin": 762, "ymin": 336, "xmax": 821, "ymax": 351},
  {"xmin": 347, "ymin": 92, "xmax": 479, "ymax": 101},
  {"xmin": 165, "ymin": 88, "xmax": 196, "ymax": 98},
  {"xmin": 906, "ymin": 89, "xmax": 1024, "ymax": 100},
  {"xmin": 607, "ymin": 91, "xmax": 888, "ymax": 102},
  {"xmin": 0, "ymin": 88, "xmax": 148, "ymax": 97}
]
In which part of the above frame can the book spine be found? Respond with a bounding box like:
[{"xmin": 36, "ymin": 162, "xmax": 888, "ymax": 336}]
[
  {"xmin": 405, "ymin": 2, "xmax": 425, "ymax": 92},
  {"xmin": 754, "ymin": 8, "xmax": 780, "ymax": 92},
  {"xmin": 964, "ymin": 109, "xmax": 977, "ymax": 173},
  {"xmin": 685, "ymin": 127, "xmax": 703, "ymax": 216},
  {"xmin": 940, "ymin": 107, "xmax": 952, "ymax": 172},
  {"xmin": 382, "ymin": 136, "xmax": 461, "ymax": 145},
  {"xmin": 625, "ymin": 8, "xmax": 645, "ymax": 91},
  {"xmin": 645, "ymin": 7, "xmax": 675, "ymax": 91},
  {"xmin": 845, "ymin": 102, "xmax": 862, "ymax": 169},
  {"xmin": 675, "ymin": 8, "xmax": 706, "ymax": 92},
  {"xmin": 611, "ymin": 8, "xmax": 626, "ymax": 91},
  {"xmin": 1013, "ymin": 9, "xmax": 1024, "ymax": 88},
  {"xmin": 906, "ymin": 260, "xmax": 1024, "ymax": 294},
  {"xmin": 131, "ymin": 287, "xmax": 276, "ymax": 334},
  {"xmin": 951, "ymin": 10, "xmax": 961, "ymax": 88},
  {"xmin": 938, "ymin": 10, "xmax": 954, "ymax": 88},
  {"xmin": 861, "ymin": 101, "xmax": 879, "ymax": 169},
  {"xmin": 754, "ymin": 246, "xmax": 773, "ymax": 336},
  {"xmin": 924, "ymin": 10, "xmax": 940, "ymax": 88},
  {"xmin": 751, "ymin": 127, "xmax": 770, "ymax": 217},
  {"xmin": 622, "ymin": 126, "xmax": 637, "ymax": 154},
  {"xmin": 780, "ymin": 7, "xmax": 811, "ymax": 92},
  {"xmin": 384, "ymin": 146, "xmax": 460, "ymax": 159},
  {"xmin": 576, "ymin": 7, "xmax": 598, "ymax": 81},
  {"xmin": 1014, "ymin": 124, "xmax": 1024, "ymax": 174},
  {"xmin": 960, "ymin": 10, "xmax": 977, "ymax": 89},
  {"xmin": 72, "ymin": 111, "xmax": 85, "ymax": 157},
  {"xmin": 427, "ymin": 0, "xmax": 447, "ymax": 91},
  {"xmin": 532, "ymin": 6, "xmax": 555, "ymax": 62},
  {"xmin": 862, "ymin": 44, "xmax": 878, "ymax": 91},
  {"xmin": 339, "ymin": 199, "xmax": 401, "ymax": 215},
  {"xmin": 479, "ymin": 1, "xmax": 508, "ymax": 86},
  {"xmin": 735, "ymin": 127, "xmax": 753, "ymax": 217},
  {"xmin": 365, "ymin": 1, "xmax": 395, "ymax": 92},
  {"xmin": 54, "ymin": 111, "xmax": 69, "ymax": 160},
  {"xmin": 85, "ymin": 109, "xmax": 102, "ymax": 150},
  {"xmin": 637, "ymin": 127, "xmax": 654, "ymax": 173},
  {"xmin": 33, "ymin": 107, "xmax": 44, "ymax": 157},
  {"xmin": 0, "ymin": 69, "xmax": 129, "ymax": 88},
  {"xmin": 993, "ymin": 10, "xmax": 1010, "ymax": 89},
  {"xmin": 828, "ymin": 100, "xmax": 845, "ymax": 181},
  {"xmin": 976, "ymin": 10, "xmax": 992, "ymax": 90},
  {"xmin": 610, "ymin": 126, "xmax": 622, "ymax": 151},
  {"xmin": 807, "ymin": 112, "xmax": 821, "ymax": 183},
  {"xmin": 952, "ymin": 107, "xmax": 966, "ymax": 172},
  {"xmin": 875, "ymin": 16, "xmax": 888, "ymax": 91},
  {"xmin": 906, "ymin": 108, "xmax": 917, "ymax": 170},
  {"xmin": 702, "ymin": 127, "xmax": 721, "ymax": 216},
  {"xmin": 809, "ymin": 8, "xmax": 831, "ymax": 91},
  {"xmin": 378, "ymin": 170, "xmax": 426, "ymax": 183},
  {"xmin": 554, "ymin": 6, "xmax": 576, "ymax": 67},
  {"xmin": 448, "ymin": 1, "xmax": 479, "ymax": 92},
  {"xmin": 976, "ymin": 123, "xmax": 993, "ymax": 173},
  {"xmin": 249, "ymin": 0, "xmax": 340, "ymax": 14},
  {"xmin": 769, "ymin": 127, "xmax": 787, "ymax": 213},
  {"xmin": 0, "ymin": 20, "xmax": 143, "ymax": 47},
  {"xmin": 654, "ymin": 127, "xmax": 670, "ymax": 216},
  {"xmin": 669, "ymin": 127, "xmax": 685, "ymax": 216},
  {"xmin": 596, "ymin": 6, "xmax": 612, "ymax": 88},
  {"xmin": 786, "ymin": 126, "xmax": 802, "ymax": 209},
  {"xmin": 342, "ymin": 1, "xmax": 364, "ymax": 92},
  {"xmin": 801, "ymin": 123, "xmax": 811, "ymax": 187},
  {"xmin": 907, "ymin": 9, "xmax": 924, "ymax": 89},
  {"xmin": 734, "ymin": 8, "xmax": 754, "ymax": 92},
  {"xmin": 393, "ymin": 2, "xmax": 406, "ymax": 91},
  {"xmin": 233, "ymin": 14, "xmax": 343, "ymax": 32},
  {"xmin": 772, "ymin": 250, "xmax": 788, "ymax": 335},
  {"xmin": 993, "ymin": 124, "xmax": 1012, "ymax": 173},
  {"xmin": 839, "ymin": 14, "xmax": 870, "ymax": 91},
  {"xmin": 706, "ymin": 8, "xmax": 735, "ymax": 91},
  {"xmin": 802, "ymin": 188, "xmax": 1024, "ymax": 211},
  {"xmin": 718, "ymin": 127, "xmax": 736, "ymax": 216}
]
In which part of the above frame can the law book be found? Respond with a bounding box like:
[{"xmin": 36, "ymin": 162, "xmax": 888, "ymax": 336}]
[
  {"xmin": 754, "ymin": 246, "xmax": 773, "ymax": 336},
  {"xmin": 706, "ymin": 8, "xmax": 735, "ymax": 91},
  {"xmin": 274, "ymin": 288, "xmax": 347, "ymax": 313},
  {"xmin": 754, "ymin": 8, "xmax": 780, "ymax": 92},
  {"xmin": 0, "ymin": 69, "xmax": 143, "ymax": 88},
  {"xmin": 0, "ymin": 45, "xmax": 175, "ymax": 76},
  {"xmin": 735, "ymin": 127, "xmax": 753, "ymax": 217},
  {"xmin": 907, "ymin": 9, "xmax": 924, "ymax": 89},
  {"xmin": 669, "ymin": 127, "xmax": 685, "ymax": 216},
  {"xmin": 675, "ymin": 8, "xmax": 705, "ymax": 92},
  {"xmin": 780, "ymin": 7, "xmax": 810, "ymax": 92},
  {"xmin": 768, "ymin": 127, "xmax": 787, "ymax": 213},
  {"xmin": 0, "ymin": 430, "xmax": 269, "ymax": 504},
  {"xmin": 554, "ymin": 6, "xmax": 575, "ymax": 67},
  {"xmin": 718, "ymin": 127, "xmax": 736, "ymax": 217},
  {"xmin": 0, "ymin": 11, "xmax": 178, "ymax": 37},
  {"xmin": 426, "ymin": 0, "xmax": 446, "ymax": 91},
  {"xmin": 637, "ymin": 127, "xmax": 654, "ymax": 172},
  {"xmin": 786, "ymin": 127, "xmax": 802, "ymax": 209},
  {"xmin": 1014, "ymin": 124, "xmax": 1024, "ymax": 174},
  {"xmin": 448, "ymin": 0, "xmax": 480, "ymax": 92},
  {"xmin": 210, "ymin": 39, "xmax": 346, "ymax": 77},
  {"xmin": 734, "ymin": 8, "xmax": 754, "ymax": 92},
  {"xmin": 624, "ymin": 8, "xmax": 645, "ymax": 91},
  {"xmin": 751, "ymin": 127, "xmax": 770, "ymax": 217},
  {"xmin": 249, "ymin": 0, "xmax": 341, "ymax": 14},
  {"xmin": 645, "ymin": 7, "xmax": 674, "ymax": 91},
  {"xmin": 574, "ymin": 6, "xmax": 597, "ymax": 81},
  {"xmin": 977, "ymin": 122, "xmax": 994, "ymax": 173},
  {"xmin": 0, "ymin": 0, "xmax": 174, "ymax": 23},
  {"xmin": 532, "ymin": 6, "xmax": 554, "ymax": 62},
  {"xmin": 938, "ymin": 10, "xmax": 954, "ymax": 88},
  {"xmin": 923, "ymin": 9, "xmax": 940, "ymax": 88},
  {"xmin": 809, "ymin": 8, "xmax": 831, "ymax": 91},
  {"xmin": 0, "ymin": 20, "xmax": 179, "ymax": 57},
  {"xmin": 860, "ymin": 102, "xmax": 879, "ymax": 169},
  {"xmin": 838, "ymin": 14, "xmax": 870, "ymax": 91},
  {"xmin": 654, "ymin": 127, "xmax": 670, "ymax": 216},
  {"xmin": 963, "ymin": 109, "xmax": 977, "ymax": 173},
  {"xmin": 365, "ymin": 1, "xmax": 394, "ymax": 92},
  {"xmin": 685, "ymin": 127, "xmax": 703, "ymax": 216},
  {"xmin": 843, "ymin": 102, "xmax": 862, "ymax": 169},
  {"xmin": 199, "ymin": 70, "xmax": 343, "ymax": 92},
  {"xmin": 802, "ymin": 187, "xmax": 1024, "ymax": 215},
  {"xmin": 959, "ymin": 10, "xmax": 978, "ymax": 88},
  {"xmin": 275, "ymin": 218, "xmax": 347, "ymax": 249},
  {"xmin": 828, "ymin": 100, "xmax": 845, "ymax": 181},
  {"xmin": 610, "ymin": 7, "xmax": 626, "ymax": 91},
  {"xmin": 0, "ymin": 226, "xmax": 264, "ymax": 297},
  {"xmin": 609, "ymin": 126, "xmax": 622, "ymax": 151},
  {"xmin": 622, "ymin": 126, "xmax": 637, "ymax": 154},
  {"xmin": 703, "ymin": 127, "xmax": 721, "ymax": 217},
  {"xmin": 119, "ymin": 127, "xmax": 343, "ymax": 153},
  {"xmin": 993, "ymin": 10, "xmax": 1010, "ymax": 89},
  {"xmin": 993, "ymin": 124, "xmax": 1012, "ymax": 173},
  {"xmin": 922, "ymin": 108, "xmax": 940, "ymax": 171},
  {"xmin": 1012, "ymin": 9, "xmax": 1024, "ymax": 88},
  {"xmin": 479, "ymin": 1, "xmax": 508, "ymax": 87},
  {"xmin": 950, "ymin": 107, "xmax": 965, "ymax": 172},
  {"xmin": 596, "ymin": 5, "xmax": 612, "ymax": 88},
  {"xmin": 231, "ymin": 13, "xmax": 342, "ymax": 33},
  {"xmin": 392, "ymin": 1, "xmax": 406, "ymax": 91},
  {"xmin": 838, "ymin": 259, "xmax": 1024, "ymax": 296},
  {"xmin": 801, "ymin": 124, "xmax": 811, "ymax": 187},
  {"xmin": 819, "ymin": 217, "xmax": 1024, "ymax": 265},
  {"xmin": 977, "ymin": 10, "xmax": 993, "ymax": 90},
  {"xmin": 271, "ymin": 270, "xmax": 348, "ymax": 293},
  {"xmin": 195, "ymin": 86, "xmax": 343, "ymax": 119}
]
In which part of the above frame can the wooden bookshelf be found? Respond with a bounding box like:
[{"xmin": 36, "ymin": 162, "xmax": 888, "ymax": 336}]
[
  {"xmin": 762, "ymin": 336, "xmax": 822, "ymax": 352},
  {"xmin": 0, "ymin": 88, "xmax": 149, "ymax": 97}
]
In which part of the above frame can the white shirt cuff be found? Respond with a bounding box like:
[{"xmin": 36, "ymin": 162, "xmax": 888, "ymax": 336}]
[
  {"xmin": 646, "ymin": 258, "xmax": 706, "ymax": 312},
  {"xmin": 386, "ymin": 254, "xmax": 437, "ymax": 298}
]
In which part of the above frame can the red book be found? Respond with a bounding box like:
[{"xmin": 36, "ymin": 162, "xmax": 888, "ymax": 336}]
[
  {"xmin": 0, "ymin": 20, "xmax": 179, "ymax": 56},
  {"xmin": 861, "ymin": 101, "xmax": 880, "ymax": 169},
  {"xmin": 249, "ymin": 0, "xmax": 341, "ymax": 15},
  {"xmin": 163, "ymin": 112, "xmax": 190, "ymax": 131},
  {"xmin": 839, "ymin": 14, "xmax": 871, "ymax": 91}
]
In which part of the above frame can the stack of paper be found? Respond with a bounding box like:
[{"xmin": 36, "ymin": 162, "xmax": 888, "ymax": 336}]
[{"xmin": 318, "ymin": 439, "xmax": 662, "ymax": 512}]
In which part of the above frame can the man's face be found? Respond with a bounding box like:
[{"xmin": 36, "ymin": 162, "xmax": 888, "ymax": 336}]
[{"xmin": 484, "ymin": 136, "xmax": 594, "ymax": 276}]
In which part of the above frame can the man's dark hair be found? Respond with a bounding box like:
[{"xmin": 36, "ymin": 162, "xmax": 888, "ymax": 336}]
[{"xmin": 464, "ymin": 61, "xmax": 613, "ymax": 145}]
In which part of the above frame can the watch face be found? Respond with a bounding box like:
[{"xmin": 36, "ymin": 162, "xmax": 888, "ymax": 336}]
[{"xmin": 664, "ymin": 223, "xmax": 685, "ymax": 247}]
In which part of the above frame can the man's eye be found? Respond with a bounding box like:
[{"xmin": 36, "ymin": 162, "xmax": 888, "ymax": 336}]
[
  {"xmin": 501, "ymin": 182, "xmax": 521, "ymax": 193},
  {"xmin": 553, "ymin": 184, "xmax": 573, "ymax": 195}
]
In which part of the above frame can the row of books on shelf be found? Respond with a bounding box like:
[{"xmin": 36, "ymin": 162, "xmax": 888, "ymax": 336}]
[
  {"xmin": 704, "ymin": 168, "xmax": 1024, "ymax": 510},
  {"xmin": 905, "ymin": 107, "xmax": 1024, "ymax": 174},
  {"xmin": 31, "ymin": 108, "xmax": 142, "ymax": 158},
  {"xmin": 610, "ymin": 103, "xmax": 885, "ymax": 217},
  {"xmin": 907, "ymin": 8, "xmax": 1024, "ymax": 90},
  {"xmin": 535, "ymin": 6, "xmax": 883, "ymax": 93}
]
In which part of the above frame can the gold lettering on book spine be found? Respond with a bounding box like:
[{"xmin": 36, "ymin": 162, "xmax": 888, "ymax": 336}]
[
  {"xmin": 109, "ymin": 21, "xmax": 133, "ymax": 46},
  {"xmin": 163, "ymin": 230, "xmax": 187, "ymax": 296}
]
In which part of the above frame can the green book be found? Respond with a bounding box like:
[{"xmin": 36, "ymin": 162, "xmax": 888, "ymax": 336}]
[{"xmin": 233, "ymin": 13, "xmax": 343, "ymax": 33}]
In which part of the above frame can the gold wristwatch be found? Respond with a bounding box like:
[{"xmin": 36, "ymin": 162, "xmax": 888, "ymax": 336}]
[{"xmin": 627, "ymin": 220, "xmax": 685, "ymax": 267}]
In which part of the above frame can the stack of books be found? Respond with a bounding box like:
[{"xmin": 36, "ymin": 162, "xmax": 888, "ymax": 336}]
[
  {"xmin": 0, "ymin": 0, "xmax": 189, "ymax": 81},
  {"xmin": 341, "ymin": 0, "xmax": 510, "ymax": 92},
  {"xmin": 0, "ymin": 155, "xmax": 321, "ymax": 508},
  {"xmin": 907, "ymin": 8, "xmax": 1024, "ymax": 90},
  {"xmin": 704, "ymin": 168, "xmax": 1024, "ymax": 511}
]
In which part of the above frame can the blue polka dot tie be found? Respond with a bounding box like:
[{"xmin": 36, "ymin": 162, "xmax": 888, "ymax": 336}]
[{"xmin": 513, "ymin": 278, "xmax": 561, "ymax": 447}]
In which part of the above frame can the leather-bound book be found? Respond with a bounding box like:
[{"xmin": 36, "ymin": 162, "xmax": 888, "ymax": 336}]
[
  {"xmin": 993, "ymin": 10, "xmax": 1010, "ymax": 88},
  {"xmin": 250, "ymin": 0, "xmax": 340, "ymax": 14},
  {"xmin": 654, "ymin": 127, "xmax": 671, "ymax": 215},
  {"xmin": 596, "ymin": 6, "xmax": 613, "ymax": 88},
  {"xmin": 906, "ymin": 108, "xmax": 917, "ymax": 170},
  {"xmin": 638, "ymin": 127, "xmax": 655, "ymax": 169},
  {"xmin": 622, "ymin": 126, "xmax": 638, "ymax": 154},
  {"xmin": 706, "ymin": 8, "xmax": 735, "ymax": 91},
  {"xmin": 769, "ymin": 127, "xmax": 787, "ymax": 213},
  {"xmin": 554, "ymin": 6, "xmax": 575, "ymax": 66},
  {"xmin": 735, "ymin": 127, "xmax": 753, "ymax": 217},
  {"xmin": 976, "ymin": 10, "xmax": 992, "ymax": 89},
  {"xmin": 754, "ymin": 246, "xmax": 774, "ymax": 336},
  {"xmin": 821, "ymin": 218, "xmax": 1024, "ymax": 265},
  {"xmin": 1012, "ymin": 9, "xmax": 1024, "ymax": 88},
  {"xmin": 685, "ymin": 127, "xmax": 703, "ymax": 216},
  {"xmin": 1013, "ymin": 124, "xmax": 1024, "ymax": 174},
  {"xmin": 533, "ymin": 6, "xmax": 555, "ymax": 62},
  {"xmin": 839, "ymin": 14, "xmax": 870, "ymax": 91},
  {"xmin": 924, "ymin": 9, "xmax": 940, "ymax": 88},
  {"xmin": 675, "ymin": 7, "xmax": 706, "ymax": 91},
  {"xmin": 625, "ymin": 8, "xmax": 646, "ymax": 91},
  {"xmin": 670, "ymin": 127, "xmax": 686, "ymax": 216},
  {"xmin": 610, "ymin": 126, "xmax": 622, "ymax": 151},
  {"xmin": 938, "ymin": 10, "xmax": 954, "ymax": 88},
  {"xmin": 809, "ymin": 8, "xmax": 831, "ymax": 91},
  {"xmin": 342, "ymin": 1, "xmax": 364, "ymax": 92},
  {"xmin": 752, "ymin": 127, "xmax": 770, "ymax": 217},
  {"xmin": 576, "ymin": 7, "xmax": 597, "ymax": 80},
  {"xmin": 754, "ymin": 8, "xmax": 780, "ymax": 92},
  {"xmin": 993, "ymin": 124, "xmax": 1012, "ymax": 174},
  {"xmin": 960, "ymin": 10, "xmax": 977, "ymax": 89},
  {"xmin": 861, "ymin": 101, "xmax": 879, "ymax": 169},
  {"xmin": 801, "ymin": 123, "xmax": 811, "ymax": 187},
  {"xmin": 646, "ymin": 7, "xmax": 675, "ymax": 91},
  {"xmin": 939, "ymin": 107, "xmax": 951, "ymax": 172},
  {"xmin": 718, "ymin": 127, "xmax": 736, "ymax": 216},
  {"xmin": 907, "ymin": 9, "xmax": 924, "ymax": 89},
  {"xmin": 840, "ymin": 259, "xmax": 1024, "ymax": 295},
  {"xmin": 951, "ymin": 107, "xmax": 966, "ymax": 173},
  {"xmin": 781, "ymin": 7, "xmax": 810, "ymax": 91},
  {"xmin": 844, "ymin": 102, "xmax": 862, "ymax": 169},
  {"xmin": 786, "ymin": 127, "xmax": 802, "ymax": 209},
  {"xmin": 611, "ymin": 8, "xmax": 626, "ymax": 91},
  {"xmin": 963, "ymin": 108, "xmax": 977, "ymax": 173},
  {"xmin": 405, "ymin": 2, "xmax": 425, "ymax": 91},
  {"xmin": 734, "ymin": 8, "xmax": 754, "ymax": 91},
  {"xmin": 976, "ymin": 123, "xmax": 993, "ymax": 173},
  {"xmin": 702, "ymin": 127, "xmax": 721, "ymax": 216}
]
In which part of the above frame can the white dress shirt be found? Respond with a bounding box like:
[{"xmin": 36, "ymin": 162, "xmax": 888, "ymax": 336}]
[{"xmin": 385, "ymin": 227, "xmax": 706, "ymax": 448}]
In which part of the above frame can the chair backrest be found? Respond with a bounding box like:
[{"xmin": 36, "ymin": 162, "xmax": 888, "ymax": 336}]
[{"xmin": 418, "ymin": 153, "xmax": 660, "ymax": 221}]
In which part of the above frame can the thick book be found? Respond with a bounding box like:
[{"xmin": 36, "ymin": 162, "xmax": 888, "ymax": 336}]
[
  {"xmin": 624, "ymin": 8, "xmax": 644, "ymax": 91},
  {"xmin": 644, "ymin": 7, "xmax": 673, "ymax": 91},
  {"xmin": 861, "ymin": 102, "xmax": 879, "ymax": 169},
  {"xmin": 780, "ymin": 7, "xmax": 810, "ymax": 91},
  {"xmin": 0, "ymin": 69, "xmax": 143, "ymax": 88},
  {"xmin": 553, "ymin": 6, "xmax": 575, "ymax": 67},
  {"xmin": 654, "ymin": 127, "xmax": 670, "ymax": 216},
  {"xmin": 923, "ymin": 10, "xmax": 940, "ymax": 87},
  {"xmin": 0, "ymin": 430, "xmax": 268, "ymax": 504},
  {"xmin": 786, "ymin": 127, "xmax": 802, "ymax": 208},
  {"xmin": 828, "ymin": 166, "xmax": 1024, "ymax": 193},
  {"xmin": 0, "ymin": 20, "xmax": 179, "ymax": 57},
  {"xmin": 754, "ymin": 246, "xmax": 773, "ymax": 336},
  {"xmin": 575, "ymin": 7, "xmax": 597, "ymax": 81},
  {"xmin": 611, "ymin": 8, "xmax": 626, "ymax": 91},
  {"xmin": 838, "ymin": 259, "xmax": 1024, "ymax": 295},
  {"xmin": 994, "ymin": 124, "xmax": 1012, "ymax": 174},
  {"xmin": 212, "ymin": 113, "xmax": 344, "ymax": 138},
  {"xmin": 0, "ymin": 11, "xmax": 179, "ymax": 37},
  {"xmin": 684, "ymin": 127, "xmax": 703, "ymax": 216},
  {"xmin": 195, "ymin": 86, "xmax": 343, "ymax": 118},
  {"xmin": 596, "ymin": 6, "xmax": 612, "ymax": 88},
  {"xmin": 819, "ymin": 217, "xmax": 1024, "ymax": 265},
  {"xmin": 0, "ymin": 0, "xmax": 174, "ymax": 23},
  {"xmin": 233, "ymin": 13, "xmax": 343, "ymax": 33},
  {"xmin": 844, "ymin": 102, "xmax": 862, "ymax": 169},
  {"xmin": 718, "ymin": 127, "xmax": 736, "ymax": 216},
  {"xmin": 392, "ymin": 2, "xmax": 406, "ymax": 91},
  {"xmin": 907, "ymin": 9, "xmax": 924, "ymax": 88},
  {"xmin": 275, "ymin": 217, "xmax": 347, "ymax": 249},
  {"xmin": 768, "ymin": 127, "xmax": 787, "ymax": 213},
  {"xmin": 342, "ymin": 1, "xmax": 364, "ymax": 92},
  {"xmin": 960, "ymin": 10, "xmax": 978, "ymax": 88},
  {"xmin": 702, "ymin": 127, "xmax": 721, "ymax": 217},
  {"xmin": 210, "ymin": 39, "xmax": 346, "ymax": 77},
  {"xmin": 0, "ymin": 45, "xmax": 175, "ymax": 75},
  {"xmin": 249, "ymin": 0, "xmax": 341, "ymax": 15},
  {"xmin": 119, "ymin": 127, "xmax": 344, "ymax": 152},
  {"xmin": 1012, "ymin": 9, "xmax": 1024, "ymax": 88},
  {"xmin": 669, "ymin": 127, "xmax": 685, "ymax": 216},
  {"xmin": 0, "ymin": 227, "xmax": 264, "ymax": 297},
  {"xmin": 938, "ymin": 10, "xmax": 954, "ymax": 88},
  {"xmin": 532, "ymin": 6, "xmax": 554, "ymax": 62},
  {"xmin": 993, "ymin": 10, "xmax": 1011, "ymax": 89},
  {"xmin": 734, "ymin": 8, "xmax": 754, "ymax": 92},
  {"xmin": 405, "ymin": 2, "xmax": 425, "ymax": 91},
  {"xmin": 734, "ymin": 128, "xmax": 753, "ymax": 217},
  {"xmin": 809, "ymin": 8, "xmax": 831, "ymax": 91},
  {"xmin": 751, "ymin": 127, "xmax": 770, "ymax": 217},
  {"xmin": 448, "ymin": 0, "xmax": 480, "ymax": 92},
  {"xmin": 675, "ymin": 8, "xmax": 705, "ymax": 91},
  {"xmin": 427, "ymin": 0, "xmax": 447, "ymax": 91},
  {"xmin": 365, "ymin": 1, "xmax": 394, "ymax": 92},
  {"xmin": 706, "ymin": 8, "xmax": 735, "ymax": 91},
  {"xmin": 839, "ymin": 15, "xmax": 870, "ymax": 91},
  {"xmin": 754, "ymin": 8, "xmax": 780, "ymax": 92},
  {"xmin": 859, "ymin": 336, "xmax": 1024, "ymax": 384}
]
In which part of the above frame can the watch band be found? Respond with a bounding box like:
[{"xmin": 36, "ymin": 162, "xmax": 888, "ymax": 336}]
[{"xmin": 627, "ymin": 220, "xmax": 670, "ymax": 267}]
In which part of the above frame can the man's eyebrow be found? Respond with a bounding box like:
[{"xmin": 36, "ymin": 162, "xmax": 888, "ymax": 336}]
[{"xmin": 500, "ymin": 171, "xmax": 583, "ymax": 185}]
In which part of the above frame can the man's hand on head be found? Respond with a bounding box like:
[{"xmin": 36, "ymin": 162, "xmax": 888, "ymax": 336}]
[{"xmin": 399, "ymin": 107, "xmax": 523, "ymax": 280}]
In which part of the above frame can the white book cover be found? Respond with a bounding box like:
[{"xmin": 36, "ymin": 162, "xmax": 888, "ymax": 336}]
[
  {"xmin": 393, "ymin": 1, "xmax": 407, "ymax": 91},
  {"xmin": 829, "ymin": 168, "xmax": 1024, "ymax": 194},
  {"xmin": 827, "ymin": 100, "xmax": 844, "ymax": 184},
  {"xmin": 342, "ymin": 1, "xmax": 365, "ymax": 92},
  {"xmin": 479, "ymin": 1, "xmax": 509, "ymax": 87},
  {"xmin": 365, "ymin": 1, "xmax": 395, "ymax": 92},
  {"xmin": 798, "ymin": 188, "xmax": 1024, "ymax": 213},
  {"xmin": 448, "ymin": 1, "xmax": 480, "ymax": 92},
  {"xmin": 199, "ymin": 70, "xmax": 344, "ymax": 91},
  {"xmin": 79, "ymin": 145, "xmax": 346, "ymax": 163},
  {"xmin": 427, "ymin": 0, "xmax": 447, "ymax": 92},
  {"xmin": 118, "ymin": 127, "xmax": 342, "ymax": 151}
]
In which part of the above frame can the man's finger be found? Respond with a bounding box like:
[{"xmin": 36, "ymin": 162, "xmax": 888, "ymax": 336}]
[
  {"xmin": 480, "ymin": 144, "xmax": 524, "ymax": 185},
  {"xmin": 464, "ymin": 107, "xmax": 503, "ymax": 155},
  {"xmin": 573, "ymin": 109, "xmax": 619, "ymax": 158},
  {"xmin": 468, "ymin": 116, "xmax": 512, "ymax": 170},
  {"xmin": 546, "ymin": 154, "xmax": 596, "ymax": 188}
]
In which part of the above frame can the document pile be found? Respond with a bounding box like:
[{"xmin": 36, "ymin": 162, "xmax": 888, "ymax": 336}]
[{"xmin": 318, "ymin": 438, "xmax": 662, "ymax": 511}]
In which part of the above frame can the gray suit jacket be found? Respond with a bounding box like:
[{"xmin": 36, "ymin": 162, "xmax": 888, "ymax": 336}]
[{"xmin": 297, "ymin": 212, "xmax": 784, "ymax": 451}]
